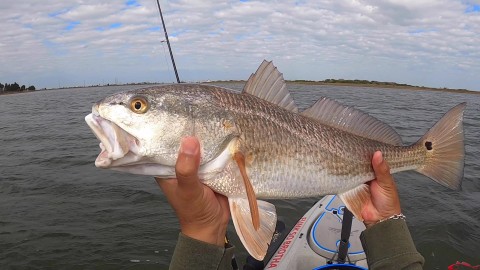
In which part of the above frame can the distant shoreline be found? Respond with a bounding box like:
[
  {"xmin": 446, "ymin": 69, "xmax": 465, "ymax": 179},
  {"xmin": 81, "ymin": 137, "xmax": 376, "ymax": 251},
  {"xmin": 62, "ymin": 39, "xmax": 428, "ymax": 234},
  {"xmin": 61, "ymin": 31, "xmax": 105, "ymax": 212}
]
[
  {"xmin": 208, "ymin": 80, "xmax": 480, "ymax": 95},
  {"xmin": 0, "ymin": 90, "xmax": 36, "ymax": 96},
  {"xmin": 295, "ymin": 81, "xmax": 480, "ymax": 95},
  {"xmin": 2, "ymin": 81, "xmax": 478, "ymax": 96}
]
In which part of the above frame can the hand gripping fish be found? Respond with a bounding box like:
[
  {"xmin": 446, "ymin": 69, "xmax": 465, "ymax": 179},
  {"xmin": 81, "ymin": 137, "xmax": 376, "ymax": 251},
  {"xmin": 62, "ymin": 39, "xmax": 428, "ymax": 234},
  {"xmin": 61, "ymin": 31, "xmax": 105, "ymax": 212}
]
[{"xmin": 85, "ymin": 60, "xmax": 465, "ymax": 260}]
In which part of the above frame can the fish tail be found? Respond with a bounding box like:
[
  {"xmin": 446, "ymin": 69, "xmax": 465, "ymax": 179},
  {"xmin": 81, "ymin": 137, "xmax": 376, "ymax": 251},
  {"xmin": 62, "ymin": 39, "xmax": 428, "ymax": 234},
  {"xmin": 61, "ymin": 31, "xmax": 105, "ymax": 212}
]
[{"xmin": 415, "ymin": 103, "xmax": 466, "ymax": 190}]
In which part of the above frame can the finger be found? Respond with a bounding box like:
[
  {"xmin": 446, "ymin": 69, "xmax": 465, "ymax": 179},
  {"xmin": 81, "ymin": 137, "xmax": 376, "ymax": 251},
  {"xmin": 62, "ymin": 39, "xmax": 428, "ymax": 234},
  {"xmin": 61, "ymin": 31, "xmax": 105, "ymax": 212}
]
[
  {"xmin": 372, "ymin": 151, "xmax": 394, "ymax": 185},
  {"xmin": 175, "ymin": 136, "xmax": 202, "ymax": 191},
  {"xmin": 155, "ymin": 177, "xmax": 176, "ymax": 194},
  {"xmin": 215, "ymin": 193, "xmax": 231, "ymax": 221},
  {"xmin": 215, "ymin": 193, "xmax": 230, "ymax": 211}
]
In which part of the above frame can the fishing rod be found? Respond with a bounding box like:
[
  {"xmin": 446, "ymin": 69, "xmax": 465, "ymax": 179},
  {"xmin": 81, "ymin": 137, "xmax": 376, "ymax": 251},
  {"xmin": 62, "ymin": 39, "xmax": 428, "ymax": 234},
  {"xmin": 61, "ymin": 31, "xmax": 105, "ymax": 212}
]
[
  {"xmin": 156, "ymin": 0, "xmax": 180, "ymax": 83},
  {"xmin": 156, "ymin": 2, "xmax": 238, "ymax": 268},
  {"xmin": 153, "ymin": 7, "xmax": 240, "ymax": 268}
]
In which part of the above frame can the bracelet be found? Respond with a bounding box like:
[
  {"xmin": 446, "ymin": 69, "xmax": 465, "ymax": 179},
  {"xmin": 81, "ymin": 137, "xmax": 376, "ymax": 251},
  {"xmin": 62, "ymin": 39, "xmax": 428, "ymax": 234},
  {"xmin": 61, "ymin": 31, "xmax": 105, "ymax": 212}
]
[{"xmin": 377, "ymin": 213, "xmax": 406, "ymax": 224}]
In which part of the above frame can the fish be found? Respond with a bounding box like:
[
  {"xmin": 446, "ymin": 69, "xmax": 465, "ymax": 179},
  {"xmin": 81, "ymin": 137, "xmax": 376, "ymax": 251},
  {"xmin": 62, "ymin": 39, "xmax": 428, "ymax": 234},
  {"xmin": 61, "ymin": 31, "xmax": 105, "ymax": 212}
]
[{"xmin": 85, "ymin": 60, "xmax": 465, "ymax": 260}]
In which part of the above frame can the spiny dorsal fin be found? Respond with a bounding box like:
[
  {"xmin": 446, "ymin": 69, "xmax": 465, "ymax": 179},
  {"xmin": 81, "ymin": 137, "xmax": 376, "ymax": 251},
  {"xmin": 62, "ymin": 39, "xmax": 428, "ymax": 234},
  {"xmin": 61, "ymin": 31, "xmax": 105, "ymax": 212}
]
[
  {"xmin": 243, "ymin": 60, "xmax": 298, "ymax": 113},
  {"xmin": 301, "ymin": 97, "xmax": 403, "ymax": 145}
]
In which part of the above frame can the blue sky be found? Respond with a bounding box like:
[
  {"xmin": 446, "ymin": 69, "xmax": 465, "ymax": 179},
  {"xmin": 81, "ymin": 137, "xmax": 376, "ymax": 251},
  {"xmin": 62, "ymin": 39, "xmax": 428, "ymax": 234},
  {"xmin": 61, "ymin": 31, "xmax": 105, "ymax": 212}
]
[{"xmin": 1, "ymin": 0, "xmax": 479, "ymax": 90}]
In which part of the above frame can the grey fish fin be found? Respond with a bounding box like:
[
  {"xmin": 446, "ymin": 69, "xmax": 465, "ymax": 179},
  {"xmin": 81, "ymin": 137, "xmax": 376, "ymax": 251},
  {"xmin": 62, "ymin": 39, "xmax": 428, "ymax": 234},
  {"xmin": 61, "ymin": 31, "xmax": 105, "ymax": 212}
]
[
  {"xmin": 233, "ymin": 152, "xmax": 260, "ymax": 230},
  {"xmin": 229, "ymin": 197, "xmax": 277, "ymax": 261},
  {"xmin": 301, "ymin": 97, "xmax": 403, "ymax": 145},
  {"xmin": 243, "ymin": 60, "xmax": 298, "ymax": 113},
  {"xmin": 415, "ymin": 102, "xmax": 466, "ymax": 190},
  {"xmin": 339, "ymin": 184, "xmax": 371, "ymax": 221}
]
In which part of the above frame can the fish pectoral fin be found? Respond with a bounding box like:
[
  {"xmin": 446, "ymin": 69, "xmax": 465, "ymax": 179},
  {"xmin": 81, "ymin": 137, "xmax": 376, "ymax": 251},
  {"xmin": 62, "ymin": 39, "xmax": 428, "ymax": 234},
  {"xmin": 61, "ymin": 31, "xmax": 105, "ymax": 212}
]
[
  {"xmin": 339, "ymin": 184, "xmax": 371, "ymax": 221},
  {"xmin": 229, "ymin": 197, "xmax": 277, "ymax": 261},
  {"xmin": 233, "ymin": 151, "xmax": 260, "ymax": 230}
]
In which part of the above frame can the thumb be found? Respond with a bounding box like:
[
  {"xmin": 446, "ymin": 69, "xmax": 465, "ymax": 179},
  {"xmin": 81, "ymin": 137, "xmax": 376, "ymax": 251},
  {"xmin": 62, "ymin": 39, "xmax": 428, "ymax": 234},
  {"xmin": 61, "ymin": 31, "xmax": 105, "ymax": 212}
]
[
  {"xmin": 175, "ymin": 136, "xmax": 202, "ymax": 191},
  {"xmin": 372, "ymin": 151, "xmax": 395, "ymax": 188}
]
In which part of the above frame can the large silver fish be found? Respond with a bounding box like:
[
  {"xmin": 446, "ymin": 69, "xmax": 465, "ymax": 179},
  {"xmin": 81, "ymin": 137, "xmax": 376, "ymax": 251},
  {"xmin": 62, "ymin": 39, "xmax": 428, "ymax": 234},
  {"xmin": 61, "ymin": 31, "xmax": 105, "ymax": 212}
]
[{"xmin": 85, "ymin": 61, "xmax": 465, "ymax": 260}]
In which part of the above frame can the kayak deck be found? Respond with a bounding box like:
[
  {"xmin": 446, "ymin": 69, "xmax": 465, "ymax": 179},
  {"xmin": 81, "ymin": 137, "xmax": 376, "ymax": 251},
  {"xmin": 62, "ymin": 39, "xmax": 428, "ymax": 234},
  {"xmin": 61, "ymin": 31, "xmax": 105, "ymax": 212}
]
[{"xmin": 264, "ymin": 195, "xmax": 368, "ymax": 269}]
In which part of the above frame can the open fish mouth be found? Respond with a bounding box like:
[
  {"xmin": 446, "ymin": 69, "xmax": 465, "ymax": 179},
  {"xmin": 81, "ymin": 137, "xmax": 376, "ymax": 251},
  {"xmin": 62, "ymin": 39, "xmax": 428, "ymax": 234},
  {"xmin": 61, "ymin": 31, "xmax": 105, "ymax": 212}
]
[
  {"xmin": 85, "ymin": 106, "xmax": 177, "ymax": 177},
  {"xmin": 85, "ymin": 107, "xmax": 140, "ymax": 168}
]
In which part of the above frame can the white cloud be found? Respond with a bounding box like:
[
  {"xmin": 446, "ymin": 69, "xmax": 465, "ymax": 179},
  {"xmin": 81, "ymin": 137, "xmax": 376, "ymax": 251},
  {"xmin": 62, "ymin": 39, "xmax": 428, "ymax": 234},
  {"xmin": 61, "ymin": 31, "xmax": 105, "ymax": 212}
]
[{"xmin": 0, "ymin": 0, "xmax": 479, "ymax": 90}]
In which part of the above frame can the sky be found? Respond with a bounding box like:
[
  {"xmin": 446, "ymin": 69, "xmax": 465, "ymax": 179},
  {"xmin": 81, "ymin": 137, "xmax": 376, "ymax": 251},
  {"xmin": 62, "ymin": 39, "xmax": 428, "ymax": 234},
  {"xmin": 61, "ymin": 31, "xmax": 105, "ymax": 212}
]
[{"xmin": 1, "ymin": 0, "xmax": 479, "ymax": 90}]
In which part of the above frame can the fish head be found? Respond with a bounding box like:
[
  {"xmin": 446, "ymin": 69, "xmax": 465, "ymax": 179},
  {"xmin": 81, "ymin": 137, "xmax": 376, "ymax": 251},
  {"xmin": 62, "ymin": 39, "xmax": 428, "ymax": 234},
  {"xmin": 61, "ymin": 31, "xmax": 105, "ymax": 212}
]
[{"xmin": 85, "ymin": 85, "xmax": 239, "ymax": 177}]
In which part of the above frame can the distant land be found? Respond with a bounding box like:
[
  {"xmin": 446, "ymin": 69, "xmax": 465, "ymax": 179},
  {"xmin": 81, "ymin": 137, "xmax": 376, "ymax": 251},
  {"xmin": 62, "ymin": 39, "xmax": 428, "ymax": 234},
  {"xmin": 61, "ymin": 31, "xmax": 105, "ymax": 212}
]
[
  {"xmin": 1, "ymin": 79, "xmax": 478, "ymax": 95},
  {"xmin": 0, "ymin": 82, "xmax": 158, "ymax": 95},
  {"xmin": 45, "ymin": 82, "xmax": 159, "ymax": 91},
  {"xmin": 0, "ymin": 82, "xmax": 36, "ymax": 95},
  {"xmin": 207, "ymin": 79, "xmax": 480, "ymax": 95}
]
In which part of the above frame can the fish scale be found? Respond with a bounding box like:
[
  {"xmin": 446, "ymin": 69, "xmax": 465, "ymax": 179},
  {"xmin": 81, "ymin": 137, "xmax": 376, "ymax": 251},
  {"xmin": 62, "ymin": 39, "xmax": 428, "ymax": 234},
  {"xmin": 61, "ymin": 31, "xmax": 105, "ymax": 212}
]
[{"xmin": 203, "ymin": 87, "xmax": 414, "ymax": 197}]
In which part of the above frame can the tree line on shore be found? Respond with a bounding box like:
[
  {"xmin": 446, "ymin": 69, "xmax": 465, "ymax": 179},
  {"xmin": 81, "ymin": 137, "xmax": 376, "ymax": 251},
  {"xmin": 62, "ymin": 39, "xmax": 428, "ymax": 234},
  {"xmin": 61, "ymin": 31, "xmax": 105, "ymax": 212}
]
[
  {"xmin": 1, "ymin": 82, "xmax": 36, "ymax": 92},
  {"xmin": 292, "ymin": 79, "xmax": 411, "ymax": 86}
]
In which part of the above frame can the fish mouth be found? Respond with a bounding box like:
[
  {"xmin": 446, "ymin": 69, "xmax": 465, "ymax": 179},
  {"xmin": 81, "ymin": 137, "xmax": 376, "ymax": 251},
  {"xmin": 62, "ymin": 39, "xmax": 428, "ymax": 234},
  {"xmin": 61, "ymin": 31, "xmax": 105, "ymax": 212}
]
[{"xmin": 85, "ymin": 106, "xmax": 140, "ymax": 168}]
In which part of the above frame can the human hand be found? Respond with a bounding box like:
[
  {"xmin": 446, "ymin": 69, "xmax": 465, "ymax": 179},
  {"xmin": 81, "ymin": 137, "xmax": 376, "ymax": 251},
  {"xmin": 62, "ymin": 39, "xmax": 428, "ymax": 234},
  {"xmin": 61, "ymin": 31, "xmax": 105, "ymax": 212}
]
[
  {"xmin": 155, "ymin": 136, "xmax": 230, "ymax": 247},
  {"xmin": 361, "ymin": 151, "xmax": 402, "ymax": 228}
]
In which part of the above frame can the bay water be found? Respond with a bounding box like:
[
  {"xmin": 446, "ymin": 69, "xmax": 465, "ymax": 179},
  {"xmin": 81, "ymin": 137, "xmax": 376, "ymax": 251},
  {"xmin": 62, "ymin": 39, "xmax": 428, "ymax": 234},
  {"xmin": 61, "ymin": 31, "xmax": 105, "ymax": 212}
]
[{"xmin": 1, "ymin": 83, "xmax": 479, "ymax": 269}]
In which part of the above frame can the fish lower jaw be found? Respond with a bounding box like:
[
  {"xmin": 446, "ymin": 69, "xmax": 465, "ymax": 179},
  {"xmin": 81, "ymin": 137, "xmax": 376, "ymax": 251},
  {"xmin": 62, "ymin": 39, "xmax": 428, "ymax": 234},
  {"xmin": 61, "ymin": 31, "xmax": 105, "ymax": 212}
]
[
  {"xmin": 95, "ymin": 153, "xmax": 112, "ymax": 167},
  {"xmin": 111, "ymin": 163, "xmax": 176, "ymax": 177},
  {"xmin": 95, "ymin": 144, "xmax": 145, "ymax": 169},
  {"xmin": 86, "ymin": 112, "xmax": 143, "ymax": 168},
  {"xmin": 94, "ymin": 144, "xmax": 122, "ymax": 168}
]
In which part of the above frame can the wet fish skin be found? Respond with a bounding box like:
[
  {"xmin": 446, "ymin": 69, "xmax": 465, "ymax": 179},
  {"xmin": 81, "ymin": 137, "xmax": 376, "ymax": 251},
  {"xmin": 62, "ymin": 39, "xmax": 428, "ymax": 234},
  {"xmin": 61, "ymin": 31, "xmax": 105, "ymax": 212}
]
[
  {"xmin": 93, "ymin": 83, "xmax": 454, "ymax": 198},
  {"xmin": 85, "ymin": 61, "xmax": 465, "ymax": 260},
  {"xmin": 90, "ymin": 86, "xmax": 238, "ymax": 169}
]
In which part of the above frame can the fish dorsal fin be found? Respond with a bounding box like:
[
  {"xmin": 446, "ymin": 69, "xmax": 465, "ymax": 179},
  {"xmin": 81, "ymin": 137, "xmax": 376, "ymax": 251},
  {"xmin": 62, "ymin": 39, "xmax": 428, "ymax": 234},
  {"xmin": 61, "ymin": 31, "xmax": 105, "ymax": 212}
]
[
  {"xmin": 301, "ymin": 97, "xmax": 403, "ymax": 145},
  {"xmin": 243, "ymin": 60, "xmax": 298, "ymax": 113}
]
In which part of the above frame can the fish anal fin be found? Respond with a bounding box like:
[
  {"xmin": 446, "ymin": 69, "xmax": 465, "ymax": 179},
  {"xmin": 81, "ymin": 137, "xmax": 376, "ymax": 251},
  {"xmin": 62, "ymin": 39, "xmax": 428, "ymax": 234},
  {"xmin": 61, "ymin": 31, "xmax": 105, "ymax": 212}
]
[
  {"xmin": 243, "ymin": 60, "xmax": 298, "ymax": 113},
  {"xmin": 301, "ymin": 97, "xmax": 403, "ymax": 145},
  {"xmin": 229, "ymin": 198, "xmax": 277, "ymax": 261},
  {"xmin": 233, "ymin": 152, "xmax": 260, "ymax": 230},
  {"xmin": 339, "ymin": 184, "xmax": 371, "ymax": 221}
]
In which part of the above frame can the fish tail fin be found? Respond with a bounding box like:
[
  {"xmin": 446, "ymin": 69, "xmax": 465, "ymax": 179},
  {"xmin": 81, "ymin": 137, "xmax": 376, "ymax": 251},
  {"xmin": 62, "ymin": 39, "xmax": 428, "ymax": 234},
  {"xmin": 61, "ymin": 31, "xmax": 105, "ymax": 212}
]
[
  {"xmin": 415, "ymin": 103, "xmax": 466, "ymax": 190},
  {"xmin": 229, "ymin": 197, "xmax": 277, "ymax": 261}
]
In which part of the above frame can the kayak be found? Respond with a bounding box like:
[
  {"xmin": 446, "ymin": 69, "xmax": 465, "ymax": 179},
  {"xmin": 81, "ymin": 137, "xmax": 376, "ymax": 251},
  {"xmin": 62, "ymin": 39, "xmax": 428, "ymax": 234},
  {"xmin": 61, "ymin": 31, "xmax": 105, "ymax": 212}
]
[{"xmin": 257, "ymin": 195, "xmax": 369, "ymax": 269}]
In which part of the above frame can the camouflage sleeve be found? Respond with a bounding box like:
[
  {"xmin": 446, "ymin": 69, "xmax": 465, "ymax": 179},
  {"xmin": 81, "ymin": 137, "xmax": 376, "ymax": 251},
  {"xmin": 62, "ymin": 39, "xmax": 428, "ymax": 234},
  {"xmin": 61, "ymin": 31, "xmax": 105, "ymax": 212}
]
[
  {"xmin": 360, "ymin": 219, "xmax": 425, "ymax": 269},
  {"xmin": 168, "ymin": 233, "xmax": 235, "ymax": 270}
]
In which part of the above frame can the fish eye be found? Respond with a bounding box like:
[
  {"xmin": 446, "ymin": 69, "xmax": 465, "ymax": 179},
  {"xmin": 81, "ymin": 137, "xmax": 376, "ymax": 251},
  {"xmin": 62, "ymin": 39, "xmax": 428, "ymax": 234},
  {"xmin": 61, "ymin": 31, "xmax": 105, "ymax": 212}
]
[{"xmin": 129, "ymin": 97, "xmax": 149, "ymax": 114}]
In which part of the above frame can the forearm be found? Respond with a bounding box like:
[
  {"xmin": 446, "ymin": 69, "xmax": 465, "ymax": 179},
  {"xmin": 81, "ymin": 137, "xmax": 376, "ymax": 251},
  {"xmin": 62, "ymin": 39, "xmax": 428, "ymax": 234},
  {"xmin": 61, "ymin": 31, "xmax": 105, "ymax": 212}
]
[
  {"xmin": 169, "ymin": 233, "xmax": 235, "ymax": 270},
  {"xmin": 360, "ymin": 219, "xmax": 424, "ymax": 270}
]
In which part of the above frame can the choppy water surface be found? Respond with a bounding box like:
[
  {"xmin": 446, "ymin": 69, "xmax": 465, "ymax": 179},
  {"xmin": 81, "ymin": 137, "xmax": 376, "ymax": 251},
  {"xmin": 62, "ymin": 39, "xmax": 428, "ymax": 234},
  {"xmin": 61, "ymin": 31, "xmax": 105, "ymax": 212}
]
[{"xmin": 1, "ymin": 83, "xmax": 479, "ymax": 269}]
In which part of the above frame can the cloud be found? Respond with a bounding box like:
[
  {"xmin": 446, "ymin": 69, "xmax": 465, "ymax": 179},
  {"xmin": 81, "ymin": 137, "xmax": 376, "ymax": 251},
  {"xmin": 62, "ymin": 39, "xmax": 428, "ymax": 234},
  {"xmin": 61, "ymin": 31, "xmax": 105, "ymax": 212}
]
[{"xmin": 0, "ymin": 0, "xmax": 479, "ymax": 90}]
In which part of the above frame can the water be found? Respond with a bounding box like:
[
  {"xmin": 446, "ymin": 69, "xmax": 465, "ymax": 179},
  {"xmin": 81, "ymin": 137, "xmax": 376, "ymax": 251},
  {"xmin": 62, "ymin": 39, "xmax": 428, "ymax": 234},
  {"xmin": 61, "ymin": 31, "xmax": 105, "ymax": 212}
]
[{"xmin": 1, "ymin": 84, "xmax": 479, "ymax": 269}]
